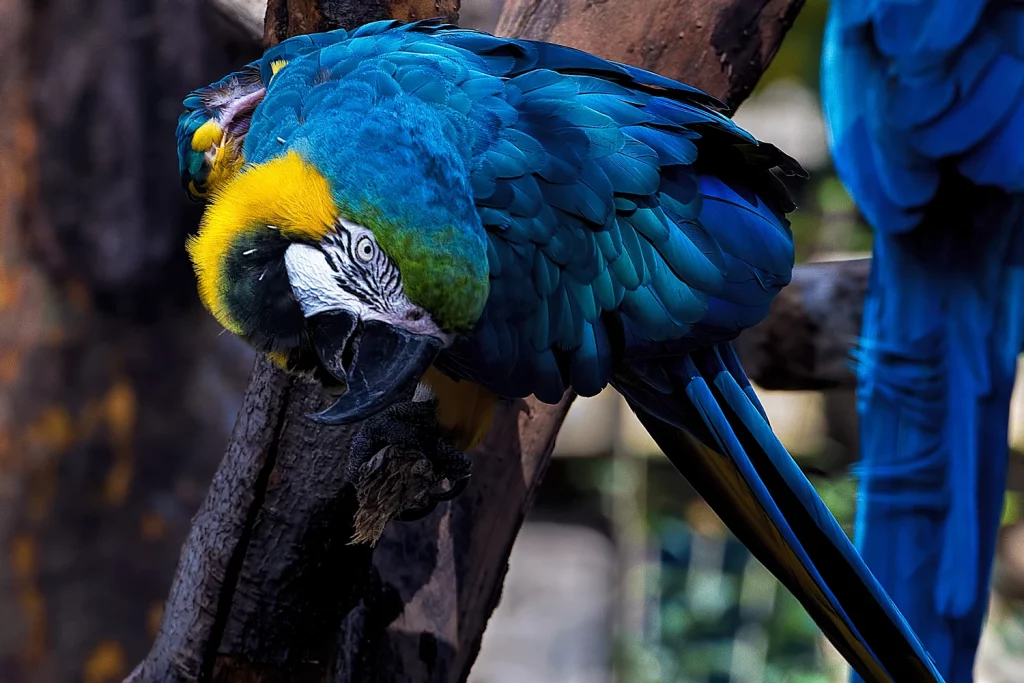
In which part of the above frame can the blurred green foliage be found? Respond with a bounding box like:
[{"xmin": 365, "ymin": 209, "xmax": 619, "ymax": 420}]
[{"xmin": 753, "ymin": 0, "xmax": 829, "ymax": 96}]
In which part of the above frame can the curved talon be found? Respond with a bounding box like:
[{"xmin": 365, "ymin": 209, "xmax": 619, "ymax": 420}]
[
  {"xmin": 393, "ymin": 474, "xmax": 471, "ymax": 522},
  {"xmin": 431, "ymin": 474, "xmax": 470, "ymax": 502},
  {"xmin": 345, "ymin": 399, "xmax": 474, "ymax": 533},
  {"xmin": 395, "ymin": 499, "xmax": 440, "ymax": 521}
]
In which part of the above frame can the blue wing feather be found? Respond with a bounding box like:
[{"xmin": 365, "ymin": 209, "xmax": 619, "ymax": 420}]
[
  {"xmin": 824, "ymin": 2, "xmax": 1024, "ymax": 680},
  {"xmin": 614, "ymin": 347, "xmax": 944, "ymax": 683},
  {"xmin": 824, "ymin": 0, "xmax": 1024, "ymax": 232}
]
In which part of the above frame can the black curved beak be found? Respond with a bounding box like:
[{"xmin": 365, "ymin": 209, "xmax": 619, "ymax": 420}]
[{"xmin": 305, "ymin": 310, "xmax": 443, "ymax": 425}]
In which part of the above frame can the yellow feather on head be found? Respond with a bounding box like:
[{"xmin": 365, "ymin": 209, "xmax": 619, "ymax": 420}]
[
  {"xmin": 188, "ymin": 119, "xmax": 246, "ymax": 199},
  {"xmin": 186, "ymin": 150, "xmax": 338, "ymax": 335},
  {"xmin": 269, "ymin": 59, "xmax": 289, "ymax": 77}
]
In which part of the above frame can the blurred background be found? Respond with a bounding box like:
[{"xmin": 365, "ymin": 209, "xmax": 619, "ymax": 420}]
[{"xmin": 2, "ymin": 0, "xmax": 1024, "ymax": 681}]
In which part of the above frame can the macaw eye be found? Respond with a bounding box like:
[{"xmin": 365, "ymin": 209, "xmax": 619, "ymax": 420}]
[{"xmin": 355, "ymin": 236, "xmax": 375, "ymax": 262}]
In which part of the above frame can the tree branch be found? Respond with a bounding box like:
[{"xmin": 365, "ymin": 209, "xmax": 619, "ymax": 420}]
[
  {"xmin": 495, "ymin": 0, "xmax": 806, "ymax": 111},
  {"xmin": 733, "ymin": 258, "xmax": 868, "ymax": 391},
  {"xmin": 131, "ymin": 1, "xmax": 810, "ymax": 682},
  {"xmin": 334, "ymin": 394, "xmax": 572, "ymax": 682},
  {"xmin": 264, "ymin": 0, "xmax": 461, "ymax": 46},
  {"xmin": 127, "ymin": 357, "xmax": 373, "ymax": 683}
]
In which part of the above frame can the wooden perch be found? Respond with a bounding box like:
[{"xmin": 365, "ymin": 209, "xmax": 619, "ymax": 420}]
[
  {"xmin": 127, "ymin": 356, "xmax": 375, "ymax": 683},
  {"xmin": 130, "ymin": 1, "xmax": 811, "ymax": 682},
  {"xmin": 496, "ymin": 0, "xmax": 807, "ymax": 111},
  {"xmin": 734, "ymin": 258, "xmax": 868, "ymax": 391},
  {"xmin": 263, "ymin": 0, "xmax": 460, "ymax": 46}
]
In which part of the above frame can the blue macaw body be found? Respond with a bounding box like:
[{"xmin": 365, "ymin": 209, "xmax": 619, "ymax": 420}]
[
  {"xmin": 823, "ymin": 1, "xmax": 1024, "ymax": 680},
  {"xmin": 180, "ymin": 20, "xmax": 944, "ymax": 681}
]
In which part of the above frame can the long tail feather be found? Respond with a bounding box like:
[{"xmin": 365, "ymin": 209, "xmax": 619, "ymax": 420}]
[
  {"xmin": 615, "ymin": 344, "xmax": 943, "ymax": 683},
  {"xmin": 852, "ymin": 195, "xmax": 1024, "ymax": 681}
]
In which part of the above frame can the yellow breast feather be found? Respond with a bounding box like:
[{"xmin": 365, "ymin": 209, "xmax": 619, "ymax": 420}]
[{"xmin": 422, "ymin": 367, "xmax": 497, "ymax": 452}]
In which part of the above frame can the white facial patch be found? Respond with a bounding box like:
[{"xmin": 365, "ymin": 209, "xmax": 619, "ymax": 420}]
[
  {"xmin": 283, "ymin": 229, "xmax": 452, "ymax": 345},
  {"xmin": 284, "ymin": 242, "xmax": 375, "ymax": 319}
]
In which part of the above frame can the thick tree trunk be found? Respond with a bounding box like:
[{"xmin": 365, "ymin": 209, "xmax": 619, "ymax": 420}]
[
  {"xmin": 128, "ymin": 1, "xmax": 810, "ymax": 682},
  {"xmin": 264, "ymin": 0, "xmax": 461, "ymax": 45},
  {"xmin": 733, "ymin": 258, "xmax": 868, "ymax": 391},
  {"xmin": 127, "ymin": 356, "xmax": 374, "ymax": 683},
  {"xmin": 0, "ymin": 3, "xmax": 261, "ymax": 683},
  {"xmin": 333, "ymin": 395, "xmax": 570, "ymax": 683},
  {"xmin": 496, "ymin": 0, "xmax": 806, "ymax": 111}
]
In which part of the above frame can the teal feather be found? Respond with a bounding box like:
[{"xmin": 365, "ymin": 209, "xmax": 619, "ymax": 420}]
[
  {"xmin": 595, "ymin": 139, "xmax": 660, "ymax": 196},
  {"xmin": 824, "ymin": 3, "xmax": 1024, "ymax": 679}
]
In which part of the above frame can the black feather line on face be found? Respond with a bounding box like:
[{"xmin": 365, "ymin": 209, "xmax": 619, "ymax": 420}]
[
  {"xmin": 221, "ymin": 228, "xmax": 308, "ymax": 356},
  {"xmin": 324, "ymin": 222, "xmax": 406, "ymax": 314}
]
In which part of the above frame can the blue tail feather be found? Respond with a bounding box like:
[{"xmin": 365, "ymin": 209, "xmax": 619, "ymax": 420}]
[
  {"xmin": 615, "ymin": 344, "xmax": 944, "ymax": 683},
  {"xmin": 853, "ymin": 198, "xmax": 1024, "ymax": 681}
]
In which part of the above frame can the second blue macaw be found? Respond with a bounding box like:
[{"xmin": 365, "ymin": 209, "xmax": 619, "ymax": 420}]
[
  {"xmin": 180, "ymin": 19, "xmax": 944, "ymax": 681},
  {"xmin": 823, "ymin": 1, "xmax": 1024, "ymax": 680}
]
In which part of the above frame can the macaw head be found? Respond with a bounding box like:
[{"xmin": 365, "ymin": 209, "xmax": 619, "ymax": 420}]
[
  {"xmin": 187, "ymin": 95, "xmax": 489, "ymax": 424},
  {"xmin": 177, "ymin": 64, "xmax": 266, "ymax": 200}
]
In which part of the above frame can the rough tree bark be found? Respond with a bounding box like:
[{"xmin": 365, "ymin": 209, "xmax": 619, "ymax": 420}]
[
  {"xmin": 733, "ymin": 258, "xmax": 867, "ymax": 391},
  {"xmin": 264, "ymin": 0, "xmax": 462, "ymax": 45},
  {"xmin": 496, "ymin": 0, "xmax": 806, "ymax": 110},
  {"xmin": 128, "ymin": 356, "xmax": 376, "ymax": 683},
  {"xmin": 128, "ymin": 1, "xmax": 810, "ymax": 682},
  {"xmin": 0, "ymin": 3, "xmax": 261, "ymax": 683}
]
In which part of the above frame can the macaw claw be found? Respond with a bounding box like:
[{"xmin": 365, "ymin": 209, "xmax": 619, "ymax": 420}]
[{"xmin": 345, "ymin": 399, "xmax": 472, "ymax": 543}]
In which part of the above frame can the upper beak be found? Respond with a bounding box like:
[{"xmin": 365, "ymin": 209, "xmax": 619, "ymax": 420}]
[{"xmin": 305, "ymin": 310, "xmax": 443, "ymax": 425}]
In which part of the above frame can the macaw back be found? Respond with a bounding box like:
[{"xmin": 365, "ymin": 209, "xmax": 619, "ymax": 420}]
[
  {"xmin": 823, "ymin": 1, "xmax": 1024, "ymax": 680},
  {"xmin": 235, "ymin": 21, "xmax": 799, "ymax": 401}
]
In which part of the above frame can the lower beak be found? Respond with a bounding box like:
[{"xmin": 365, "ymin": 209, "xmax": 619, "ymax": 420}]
[{"xmin": 305, "ymin": 310, "xmax": 442, "ymax": 425}]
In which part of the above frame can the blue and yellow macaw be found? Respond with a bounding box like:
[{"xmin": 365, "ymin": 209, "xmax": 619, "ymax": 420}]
[
  {"xmin": 178, "ymin": 19, "xmax": 944, "ymax": 681},
  {"xmin": 822, "ymin": 2, "xmax": 1024, "ymax": 680}
]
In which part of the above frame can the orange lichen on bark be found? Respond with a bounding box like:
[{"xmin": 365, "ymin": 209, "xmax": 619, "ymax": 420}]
[
  {"xmin": 23, "ymin": 406, "xmax": 74, "ymax": 453},
  {"xmin": 0, "ymin": 350, "xmax": 19, "ymax": 383},
  {"xmin": 0, "ymin": 429, "xmax": 12, "ymax": 468},
  {"xmin": 0, "ymin": 270, "xmax": 25, "ymax": 311},
  {"xmin": 145, "ymin": 603, "xmax": 164, "ymax": 641},
  {"xmin": 83, "ymin": 640, "xmax": 128, "ymax": 683},
  {"xmin": 102, "ymin": 380, "xmax": 137, "ymax": 505},
  {"xmin": 20, "ymin": 406, "xmax": 73, "ymax": 521},
  {"xmin": 10, "ymin": 534, "xmax": 47, "ymax": 668},
  {"xmin": 9, "ymin": 376, "xmax": 139, "ymax": 530},
  {"xmin": 139, "ymin": 513, "xmax": 168, "ymax": 541}
]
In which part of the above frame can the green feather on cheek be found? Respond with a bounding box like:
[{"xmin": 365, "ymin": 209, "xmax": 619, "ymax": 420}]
[{"xmin": 342, "ymin": 206, "xmax": 489, "ymax": 334}]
